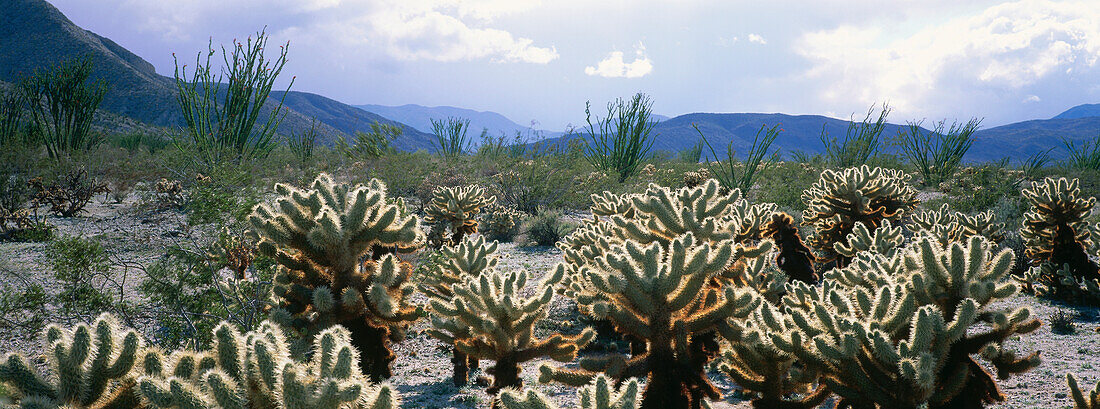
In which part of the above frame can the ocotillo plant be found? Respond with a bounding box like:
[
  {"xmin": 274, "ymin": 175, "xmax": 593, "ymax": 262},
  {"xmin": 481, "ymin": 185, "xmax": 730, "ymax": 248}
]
[
  {"xmin": 173, "ymin": 29, "xmax": 293, "ymax": 165},
  {"xmin": 430, "ymin": 264, "xmax": 594, "ymax": 396},
  {"xmin": 1069, "ymin": 373, "xmax": 1100, "ymax": 409},
  {"xmin": 424, "ymin": 184, "xmax": 497, "ymax": 246},
  {"xmin": 21, "ymin": 56, "xmax": 108, "ymax": 160},
  {"xmin": 580, "ymin": 93, "xmax": 657, "ymax": 183},
  {"xmin": 497, "ymin": 375, "xmax": 641, "ymax": 409},
  {"xmin": 776, "ymin": 236, "xmax": 1041, "ymax": 409},
  {"xmin": 249, "ymin": 173, "xmax": 425, "ymax": 380},
  {"xmin": 896, "ymin": 118, "xmax": 981, "ymax": 186},
  {"xmin": 1017, "ymin": 177, "xmax": 1100, "ymax": 303},
  {"xmin": 139, "ymin": 321, "xmax": 399, "ymax": 409},
  {"xmin": 431, "ymin": 116, "xmax": 472, "ymax": 158},
  {"xmin": 800, "ymin": 165, "xmax": 918, "ymax": 268},
  {"xmin": 0, "ymin": 313, "xmax": 143, "ymax": 409},
  {"xmin": 419, "ymin": 236, "xmax": 500, "ymax": 385}
]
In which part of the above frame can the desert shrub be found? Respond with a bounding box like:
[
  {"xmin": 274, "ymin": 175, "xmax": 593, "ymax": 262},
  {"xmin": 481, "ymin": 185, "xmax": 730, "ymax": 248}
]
[
  {"xmin": 479, "ymin": 203, "xmax": 525, "ymax": 242},
  {"xmin": 432, "ymin": 116, "xmax": 473, "ymax": 158},
  {"xmin": 492, "ymin": 159, "xmax": 574, "ymax": 214},
  {"xmin": 580, "ymin": 93, "xmax": 657, "ymax": 182},
  {"xmin": 286, "ymin": 118, "xmax": 319, "ymax": 163},
  {"xmin": 1049, "ymin": 310, "xmax": 1077, "ymax": 335},
  {"xmin": 0, "ymin": 267, "xmax": 48, "ymax": 336},
  {"xmin": 184, "ymin": 165, "xmax": 259, "ymax": 225},
  {"xmin": 524, "ymin": 209, "xmax": 572, "ymax": 246},
  {"xmin": 821, "ymin": 103, "xmax": 889, "ymax": 167},
  {"xmin": 107, "ymin": 132, "xmax": 169, "ymax": 155},
  {"xmin": 21, "ymin": 56, "xmax": 108, "ymax": 160},
  {"xmin": 337, "ymin": 120, "xmax": 402, "ymax": 160},
  {"xmin": 897, "ymin": 118, "xmax": 981, "ymax": 186},
  {"xmin": 678, "ymin": 141, "xmax": 703, "ymax": 163},
  {"xmin": 173, "ymin": 29, "xmax": 292, "ymax": 166},
  {"xmin": 0, "ymin": 169, "xmax": 40, "ymax": 240},
  {"xmin": 697, "ymin": 122, "xmax": 779, "ymax": 193},
  {"xmin": 29, "ymin": 166, "xmax": 109, "ymax": 217},
  {"xmin": 936, "ymin": 164, "xmax": 1021, "ymax": 213},
  {"xmin": 0, "ymin": 83, "xmax": 27, "ymax": 148},
  {"xmin": 46, "ymin": 235, "xmax": 131, "ymax": 323},
  {"xmin": 250, "ymin": 173, "xmax": 425, "ymax": 381},
  {"xmin": 754, "ymin": 162, "xmax": 820, "ymax": 210}
]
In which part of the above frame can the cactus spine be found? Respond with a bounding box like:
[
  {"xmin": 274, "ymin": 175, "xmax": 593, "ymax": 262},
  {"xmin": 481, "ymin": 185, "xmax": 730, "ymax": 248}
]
[
  {"xmin": 428, "ymin": 249, "xmax": 594, "ymax": 397},
  {"xmin": 418, "ymin": 237, "xmax": 499, "ymax": 385},
  {"xmin": 800, "ymin": 165, "xmax": 918, "ymax": 268},
  {"xmin": 249, "ymin": 173, "xmax": 425, "ymax": 380},
  {"xmin": 0, "ymin": 314, "xmax": 143, "ymax": 409},
  {"xmin": 424, "ymin": 185, "xmax": 496, "ymax": 246}
]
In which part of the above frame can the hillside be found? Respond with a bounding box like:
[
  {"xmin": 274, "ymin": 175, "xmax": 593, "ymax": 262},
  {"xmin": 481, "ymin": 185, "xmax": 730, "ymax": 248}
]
[
  {"xmin": 355, "ymin": 103, "xmax": 563, "ymax": 143},
  {"xmin": 969, "ymin": 117, "xmax": 1100, "ymax": 162},
  {"xmin": 1052, "ymin": 103, "xmax": 1100, "ymax": 120},
  {"xmin": 0, "ymin": 0, "xmax": 436, "ymax": 151}
]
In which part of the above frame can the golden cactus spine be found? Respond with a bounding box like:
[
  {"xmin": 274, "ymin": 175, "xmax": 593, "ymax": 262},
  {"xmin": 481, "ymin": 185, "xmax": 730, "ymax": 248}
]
[
  {"xmin": 1019, "ymin": 177, "xmax": 1100, "ymax": 303},
  {"xmin": 249, "ymin": 173, "xmax": 425, "ymax": 381},
  {"xmin": 497, "ymin": 375, "xmax": 640, "ymax": 409}
]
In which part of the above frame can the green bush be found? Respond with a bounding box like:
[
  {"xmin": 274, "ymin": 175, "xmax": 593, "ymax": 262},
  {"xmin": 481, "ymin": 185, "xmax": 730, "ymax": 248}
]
[
  {"xmin": 432, "ymin": 116, "xmax": 472, "ymax": 158},
  {"xmin": 524, "ymin": 209, "xmax": 573, "ymax": 246},
  {"xmin": 21, "ymin": 56, "xmax": 108, "ymax": 160},
  {"xmin": 46, "ymin": 235, "xmax": 129, "ymax": 322},
  {"xmin": 896, "ymin": 118, "xmax": 981, "ymax": 186},
  {"xmin": 580, "ymin": 93, "xmax": 657, "ymax": 182},
  {"xmin": 821, "ymin": 103, "xmax": 889, "ymax": 167}
]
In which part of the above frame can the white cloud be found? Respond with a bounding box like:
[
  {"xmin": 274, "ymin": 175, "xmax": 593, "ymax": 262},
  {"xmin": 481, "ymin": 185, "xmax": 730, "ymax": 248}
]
[
  {"xmin": 585, "ymin": 42, "xmax": 653, "ymax": 78},
  {"xmin": 1023, "ymin": 94, "xmax": 1041, "ymax": 103},
  {"xmin": 122, "ymin": 0, "xmax": 557, "ymax": 63},
  {"xmin": 796, "ymin": 0, "xmax": 1100, "ymax": 117},
  {"xmin": 747, "ymin": 33, "xmax": 767, "ymax": 44}
]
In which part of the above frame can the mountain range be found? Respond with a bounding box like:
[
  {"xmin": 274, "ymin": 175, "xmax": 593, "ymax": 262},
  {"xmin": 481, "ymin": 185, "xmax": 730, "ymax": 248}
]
[{"xmin": 4, "ymin": 0, "xmax": 1099, "ymax": 161}]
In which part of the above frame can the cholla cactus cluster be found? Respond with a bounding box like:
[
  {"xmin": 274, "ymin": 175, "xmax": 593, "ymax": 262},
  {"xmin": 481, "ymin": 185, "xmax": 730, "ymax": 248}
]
[
  {"xmin": 424, "ymin": 184, "xmax": 497, "ymax": 246},
  {"xmin": 800, "ymin": 165, "xmax": 918, "ymax": 267},
  {"xmin": 498, "ymin": 375, "xmax": 640, "ymax": 409},
  {"xmin": 544, "ymin": 180, "xmax": 778, "ymax": 408},
  {"xmin": 0, "ymin": 314, "xmax": 143, "ymax": 409},
  {"xmin": 681, "ymin": 168, "xmax": 711, "ymax": 189},
  {"xmin": 249, "ymin": 173, "xmax": 425, "ymax": 380},
  {"xmin": 911, "ymin": 203, "xmax": 1005, "ymax": 245},
  {"xmin": 479, "ymin": 203, "xmax": 526, "ymax": 242},
  {"xmin": 1017, "ymin": 177, "xmax": 1100, "ymax": 303},
  {"xmin": 139, "ymin": 321, "xmax": 397, "ymax": 409},
  {"xmin": 418, "ymin": 236, "xmax": 499, "ymax": 385},
  {"xmin": 425, "ymin": 238, "xmax": 593, "ymax": 395}
]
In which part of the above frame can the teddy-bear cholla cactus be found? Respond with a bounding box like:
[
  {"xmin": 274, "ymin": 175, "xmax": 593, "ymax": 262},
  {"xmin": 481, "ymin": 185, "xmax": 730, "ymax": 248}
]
[
  {"xmin": 1018, "ymin": 177, "xmax": 1100, "ymax": 303},
  {"xmin": 429, "ymin": 262, "xmax": 594, "ymax": 396},
  {"xmin": 775, "ymin": 236, "xmax": 1040, "ymax": 408},
  {"xmin": 760, "ymin": 212, "xmax": 817, "ymax": 284},
  {"xmin": 480, "ymin": 204, "xmax": 526, "ymax": 242},
  {"xmin": 138, "ymin": 321, "xmax": 398, "ymax": 409},
  {"xmin": 1069, "ymin": 373, "xmax": 1100, "ymax": 409},
  {"xmin": 0, "ymin": 314, "xmax": 143, "ymax": 409},
  {"xmin": 249, "ymin": 173, "xmax": 425, "ymax": 381},
  {"xmin": 545, "ymin": 181, "xmax": 773, "ymax": 409},
  {"xmin": 910, "ymin": 203, "xmax": 1005, "ymax": 245},
  {"xmin": 497, "ymin": 375, "xmax": 640, "ymax": 409},
  {"xmin": 424, "ymin": 184, "xmax": 497, "ymax": 246},
  {"xmin": 800, "ymin": 165, "xmax": 918, "ymax": 268},
  {"xmin": 418, "ymin": 236, "xmax": 499, "ymax": 386},
  {"xmin": 834, "ymin": 219, "xmax": 904, "ymax": 260}
]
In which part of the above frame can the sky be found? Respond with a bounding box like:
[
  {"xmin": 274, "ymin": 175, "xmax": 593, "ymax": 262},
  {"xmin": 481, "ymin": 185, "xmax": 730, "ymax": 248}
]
[{"xmin": 48, "ymin": 0, "xmax": 1100, "ymax": 131}]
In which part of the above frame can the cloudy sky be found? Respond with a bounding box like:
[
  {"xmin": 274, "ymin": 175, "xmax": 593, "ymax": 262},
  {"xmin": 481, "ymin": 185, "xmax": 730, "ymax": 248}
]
[{"xmin": 49, "ymin": 0, "xmax": 1100, "ymax": 130}]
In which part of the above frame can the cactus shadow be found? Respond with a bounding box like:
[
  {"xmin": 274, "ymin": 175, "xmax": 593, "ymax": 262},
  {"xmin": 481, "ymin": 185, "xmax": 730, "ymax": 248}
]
[{"xmin": 394, "ymin": 380, "xmax": 480, "ymax": 409}]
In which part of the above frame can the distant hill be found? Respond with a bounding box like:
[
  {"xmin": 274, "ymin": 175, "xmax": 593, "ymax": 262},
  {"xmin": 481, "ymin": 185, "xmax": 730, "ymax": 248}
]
[
  {"xmin": 1052, "ymin": 104, "xmax": 1100, "ymax": 120},
  {"xmin": 969, "ymin": 117, "xmax": 1100, "ymax": 162},
  {"xmin": 355, "ymin": 103, "xmax": 563, "ymax": 143},
  {"xmin": 0, "ymin": 0, "xmax": 436, "ymax": 151}
]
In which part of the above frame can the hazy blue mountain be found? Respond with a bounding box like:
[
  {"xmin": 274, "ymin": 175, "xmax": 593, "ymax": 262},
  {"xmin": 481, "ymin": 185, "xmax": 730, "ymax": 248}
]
[
  {"xmin": 1, "ymin": 0, "xmax": 436, "ymax": 150},
  {"xmin": 355, "ymin": 103, "xmax": 563, "ymax": 143},
  {"xmin": 1052, "ymin": 104, "xmax": 1100, "ymax": 120},
  {"xmin": 969, "ymin": 117, "xmax": 1100, "ymax": 162}
]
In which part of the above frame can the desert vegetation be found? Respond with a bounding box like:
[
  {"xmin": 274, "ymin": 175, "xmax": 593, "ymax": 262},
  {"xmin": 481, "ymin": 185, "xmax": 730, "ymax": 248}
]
[{"xmin": 4, "ymin": 29, "xmax": 1100, "ymax": 409}]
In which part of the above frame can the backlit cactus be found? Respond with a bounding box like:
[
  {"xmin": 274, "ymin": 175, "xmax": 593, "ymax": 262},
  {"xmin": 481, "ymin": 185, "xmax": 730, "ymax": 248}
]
[
  {"xmin": 800, "ymin": 165, "xmax": 918, "ymax": 267},
  {"xmin": 424, "ymin": 184, "xmax": 497, "ymax": 246},
  {"xmin": 1069, "ymin": 373, "xmax": 1100, "ymax": 409},
  {"xmin": 249, "ymin": 173, "xmax": 425, "ymax": 380},
  {"xmin": 545, "ymin": 180, "xmax": 769, "ymax": 409},
  {"xmin": 429, "ymin": 262, "xmax": 594, "ymax": 396},
  {"xmin": 910, "ymin": 203, "xmax": 1005, "ymax": 245},
  {"xmin": 1018, "ymin": 177, "xmax": 1100, "ymax": 303},
  {"xmin": 418, "ymin": 236, "xmax": 499, "ymax": 385},
  {"xmin": 776, "ymin": 236, "xmax": 1040, "ymax": 408},
  {"xmin": 497, "ymin": 375, "xmax": 640, "ymax": 409},
  {"xmin": 0, "ymin": 314, "xmax": 143, "ymax": 409},
  {"xmin": 138, "ymin": 321, "xmax": 398, "ymax": 409},
  {"xmin": 760, "ymin": 212, "xmax": 816, "ymax": 284},
  {"xmin": 480, "ymin": 203, "xmax": 525, "ymax": 242}
]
